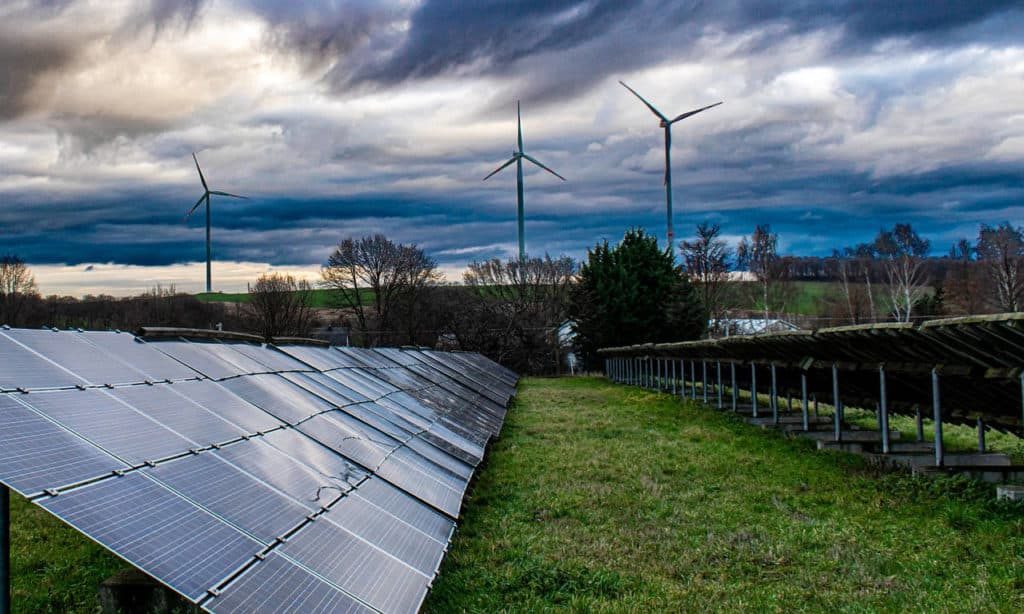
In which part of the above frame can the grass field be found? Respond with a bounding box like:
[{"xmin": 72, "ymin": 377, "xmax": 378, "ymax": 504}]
[
  {"xmin": 425, "ymin": 377, "xmax": 1024, "ymax": 612},
  {"xmin": 7, "ymin": 377, "xmax": 1024, "ymax": 612},
  {"xmin": 195, "ymin": 288, "xmax": 373, "ymax": 308}
]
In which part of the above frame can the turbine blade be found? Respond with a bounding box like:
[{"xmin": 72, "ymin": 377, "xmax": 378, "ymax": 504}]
[
  {"xmin": 184, "ymin": 193, "xmax": 206, "ymax": 219},
  {"xmin": 521, "ymin": 153, "xmax": 566, "ymax": 181},
  {"xmin": 209, "ymin": 190, "xmax": 248, "ymax": 199},
  {"xmin": 669, "ymin": 101, "xmax": 723, "ymax": 124},
  {"xmin": 619, "ymin": 80, "xmax": 668, "ymax": 122},
  {"xmin": 192, "ymin": 152, "xmax": 208, "ymax": 190},
  {"xmin": 483, "ymin": 157, "xmax": 518, "ymax": 181},
  {"xmin": 517, "ymin": 100, "xmax": 524, "ymax": 153}
]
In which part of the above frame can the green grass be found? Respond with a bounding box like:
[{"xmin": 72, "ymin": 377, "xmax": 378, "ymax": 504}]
[
  {"xmin": 425, "ymin": 377, "xmax": 1024, "ymax": 612},
  {"xmin": 9, "ymin": 492, "xmax": 123, "ymax": 613},
  {"xmin": 8, "ymin": 377, "xmax": 1024, "ymax": 612},
  {"xmin": 195, "ymin": 288, "xmax": 374, "ymax": 308}
]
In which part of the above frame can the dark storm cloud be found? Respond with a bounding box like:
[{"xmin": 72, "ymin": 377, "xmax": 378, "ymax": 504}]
[{"xmin": 321, "ymin": 0, "xmax": 1023, "ymax": 103}]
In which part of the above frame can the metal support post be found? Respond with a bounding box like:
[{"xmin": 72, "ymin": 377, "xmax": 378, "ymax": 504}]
[
  {"xmin": 702, "ymin": 361, "xmax": 708, "ymax": 403},
  {"xmin": 770, "ymin": 363, "xmax": 778, "ymax": 425},
  {"xmin": 731, "ymin": 362, "xmax": 738, "ymax": 411},
  {"xmin": 879, "ymin": 364, "xmax": 890, "ymax": 454},
  {"xmin": 1, "ymin": 484, "xmax": 9, "ymax": 614},
  {"xmin": 977, "ymin": 417, "xmax": 986, "ymax": 453},
  {"xmin": 751, "ymin": 364, "xmax": 758, "ymax": 417},
  {"xmin": 915, "ymin": 405, "xmax": 924, "ymax": 442},
  {"xmin": 932, "ymin": 368, "xmax": 944, "ymax": 467},
  {"xmin": 832, "ymin": 363, "xmax": 841, "ymax": 442},
  {"xmin": 800, "ymin": 371, "xmax": 809, "ymax": 431},
  {"xmin": 680, "ymin": 360, "xmax": 687, "ymax": 398},
  {"xmin": 690, "ymin": 361, "xmax": 697, "ymax": 400},
  {"xmin": 671, "ymin": 359, "xmax": 677, "ymax": 395},
  {"xmin": 716, "ymin": 361, "xmax": 723, "ymax": 409}
]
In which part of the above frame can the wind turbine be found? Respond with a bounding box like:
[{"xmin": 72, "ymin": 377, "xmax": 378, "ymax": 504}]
[
  {"xmin": 483, "ymin": 101, "xmax": 566, "ymax": 262},
  {"xmin": 619, "ymin": 80, "xmax": 721, "ymax": 251},
  {"xmin": 185, "ymin": 152, "xmax": 247, "ymax": 293}
]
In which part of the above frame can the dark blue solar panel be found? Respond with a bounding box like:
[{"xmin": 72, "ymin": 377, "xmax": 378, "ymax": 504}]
[
  {"xmin": 109, "ymin": 384, "xmax": 246, "ymax": 446},
  {"xmin": 325, "ymin": 493, "xmax": 447, "ymax": 575},
  {"xmin": 262, "ymin": 429, "xmax": 366, "ymax": 488},
  {"xmin": 280, "ymin": 516, "xmax": 430, "ymax": 614},
  {"xmin": 214, "ymin": 439, "xmax": 350, "ymax": 510},
  {"xmin": 167, "ymin": 379, "xmax": 282, "ymax": 434},
  {"xmin": 208, "ymin": 552, "xmax": 373, "ymax": 614},
  {"xmin": 0, "ymin": 332, "xmax": 86, "ymax": 391},
  {"xmin": 21, "ymin": 389, "xmax": 193, "ymax": 464},
  {"xmin": 40, "ymin": 473, "xmax": 261, "ymax": 602},
  {"xmin": 79, "ymin": 332, "xmax": 200, "ymax": 382},
  {"xmin": 353, "ymin": 478, "xmax": 454, "ymax": 543},
  {"xmin": 221, "ymin": 374, "xmax": 331, "ymax": 423},
  {"xmin": 3, "ymin": 329, "xmax": 151, "ymax": 386},
  {"xmin": 0, "ymin": 395, "xmax": 127, "ymax": 495},
  {"xmin": 145, "ymin": 452, "xmax": 309, "ymax": 543}
]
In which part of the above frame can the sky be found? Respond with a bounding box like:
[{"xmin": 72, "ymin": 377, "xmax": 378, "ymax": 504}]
[{"xmin": 1, "ymin": 0, "xmax": 1022, "ymax": 296}]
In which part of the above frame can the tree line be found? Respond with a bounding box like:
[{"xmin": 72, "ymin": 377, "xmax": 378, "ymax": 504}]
[{"xmin": 2, "ymin": 218, "xmax": 1022, "ymax": 374}]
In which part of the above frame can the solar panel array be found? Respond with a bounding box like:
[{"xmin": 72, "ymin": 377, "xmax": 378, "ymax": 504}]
[
  {"xmin": 599, "ymin": 313, "xmax": 1024, "ymax": 433},
  {"xmin": 0, "ymin": 327, "xmax": 517, "ymax": 613}
]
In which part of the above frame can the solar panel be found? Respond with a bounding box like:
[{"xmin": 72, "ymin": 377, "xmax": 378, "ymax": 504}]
[
  {"xmin": 166, "ymin": 379, "xmax": 283, "ymax": 433},
  {"xmin": 79, "ymin": 332, "xmax": 200, "ymax": 382},
  {"xmin": 0, "ymin": 395, "xmax": 127, "ymax": 495},
  {"xmin": 278, "ymin": 515, "xmax": 430, "ymax": 613},
  {"xmin": 221, "ymin": 374, "xmax": 332, "ymax": 423},
  {"xmin": 215, "ymin": 438, "xmax": 352, "ymax": 510},
  {"xmin": 40, "ymin": 473, "xmax": 261, "ymax": 601},
  {"xmin": 0, "ymin": 332, "xmax": 86, "ymax": 391},
  {"xmin": 0, "ymin": 329, "xmax": 518, "ymax": 613},
  {"xmin": 207, "ymin": 552, "xmax": 373, "ymax": 614},
  {"xmin": 2, "ymin": 329, "xmax": 152, "ymax": 386},
  {"xmin": 21, "ymin": 389, "xmax": 194, "ymax": 464},
  {"xmin": 145, "ymin": 452, "xmax": 310, "ymax": 544},
  {"xmin": 323, "ymin": 494, "xmax": 446, "ymax": 575},
  {"xmin": 109, "ymin": 384, "xmax": 247, "ymax": 447}
]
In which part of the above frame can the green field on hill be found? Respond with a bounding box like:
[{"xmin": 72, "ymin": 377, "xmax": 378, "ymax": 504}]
[{"xmin": 195, "ymin": 288, "xmax": 373, "ymax": 308}]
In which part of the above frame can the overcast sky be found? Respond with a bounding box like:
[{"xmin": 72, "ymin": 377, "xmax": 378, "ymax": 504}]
[{"xmin": 2, "ymin": 0, "xmax": 1022, "ymax": 295}]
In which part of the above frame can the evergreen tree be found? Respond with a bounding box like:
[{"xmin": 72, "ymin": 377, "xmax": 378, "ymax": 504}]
[{"xmin": 570, "ymin": 228, "xmax": 705, "ymax": 369}]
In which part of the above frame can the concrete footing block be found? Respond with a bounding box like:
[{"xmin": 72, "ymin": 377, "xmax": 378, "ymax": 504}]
[
  {"xmin": 800, "ymin": 430, "xmax": 902, "ymax": 443},
  {"xmin": 997, "ymin": 484, "xmax": 1024, "ymax": 501},
  {"xmin": 98, "ymin": 568, "xmax": 200, "ymax": 614}
]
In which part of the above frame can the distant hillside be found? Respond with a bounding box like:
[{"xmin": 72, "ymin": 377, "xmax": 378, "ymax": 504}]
[{"xmin": 195, "ymin": 288, "xmax": 374, "ymax": 308}]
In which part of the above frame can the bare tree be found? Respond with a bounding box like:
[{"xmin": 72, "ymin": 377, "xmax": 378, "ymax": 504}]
[
  {"xmin": 944, "ymin": 238, "xmax": 985, "ymax": 315},
  {"xmin": 874, "ymin": 223, "xmax": 930, "ymax": 322},
  {"xmin": 321, "ymin": 235, "xmax": 440, "ymax": 346},
  {"xmin": 977, "ymin": 222, "xmax": 1024, "ymax": 313},
  {"xmin": 0, "ymin": 255, "xmax": 40, "ymax": 326},
  {"xmin": 679, "ymin": 222, "xmax": 731, "ymax": 333},
  {"xmin": 246, "ymin": 273, "xmax": 314, "ymax": 340},
  {"xmin": 461, "ymin": 255, "xmax": 577, "ymax": 373},
  {"xmin": 736, "ymin": 224, "xmax": 781, "ymax": 322}
]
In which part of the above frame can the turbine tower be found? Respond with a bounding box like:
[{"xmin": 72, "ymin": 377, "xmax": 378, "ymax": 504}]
[
  {"xmin": 185, "ymin": 152, "xmax": 247, "ymax": 293},
  {"xmin": 619, "ymin": 81, "xmax": 721, "ymax": 250},
  {"xmin": 483, "ymin": 101, "xmax": 566, "ymax": 262}
]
